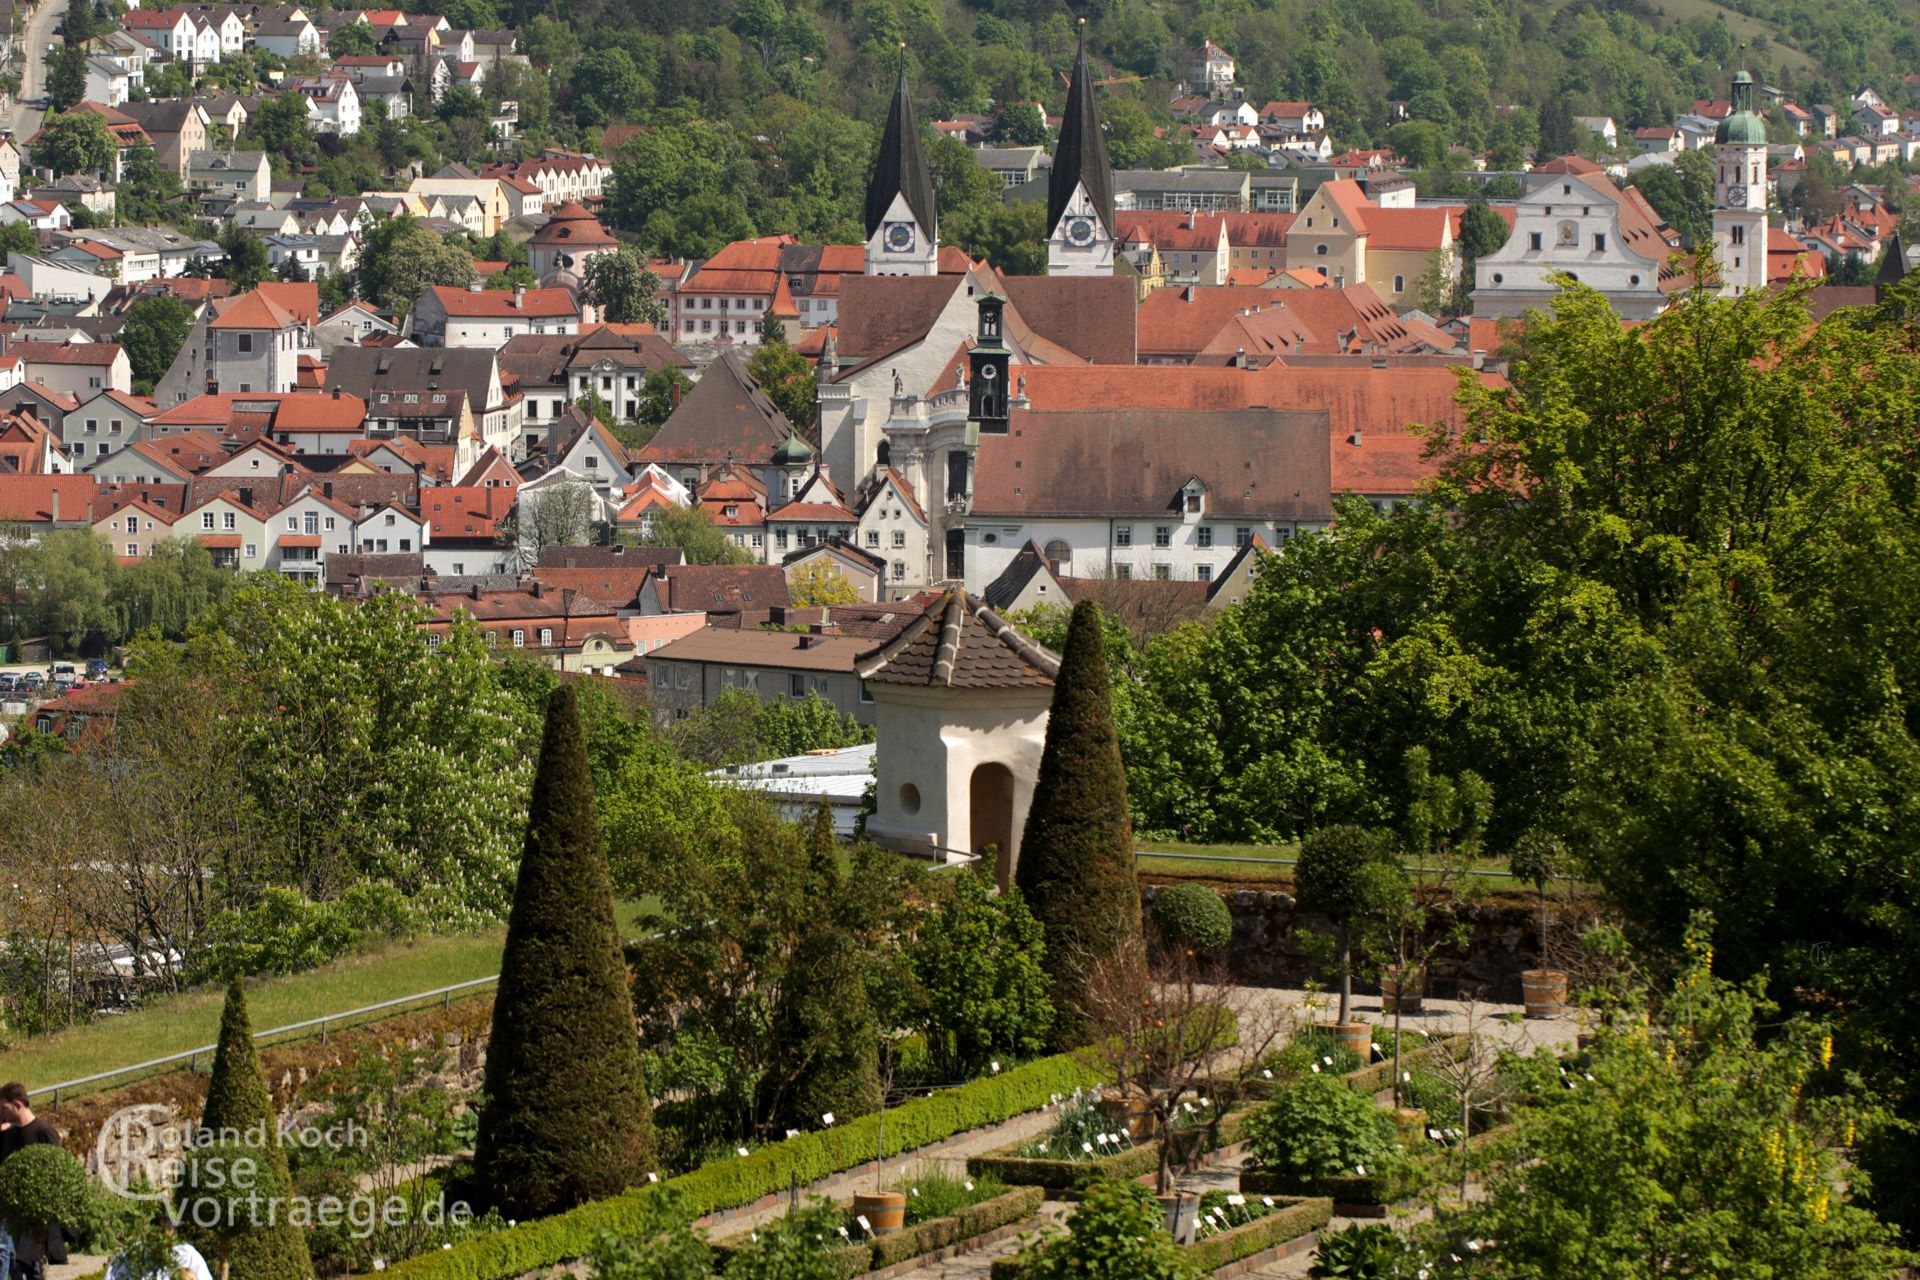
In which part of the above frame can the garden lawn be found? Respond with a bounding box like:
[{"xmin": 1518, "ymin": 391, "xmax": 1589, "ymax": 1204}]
[
  {"xmin": 1137, "ymin": 842, "xmax": 1584, "ymax": 895},
  {"xmin": 0, "ymin": 900, "xmax": 660, "ymax": 1095}
]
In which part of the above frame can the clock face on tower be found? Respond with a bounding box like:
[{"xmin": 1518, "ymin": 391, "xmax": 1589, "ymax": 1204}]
[
  {"xmin": 883, "ymin": 221, "xmax": 916, "ymax": 252},
  {"xmin": 1726, "ymin": 185, "xmax": 1749, "ymax": 205},
  {"xmin": 1064, "ymin": 216, "xmax": 1098, "ymax": 247}
]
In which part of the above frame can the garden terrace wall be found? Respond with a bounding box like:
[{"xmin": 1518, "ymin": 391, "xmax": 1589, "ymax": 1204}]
[
  {"xmin": 377, "ymin": 1053, "xmax": 1102, "ymax": 1280},
  {"xmin": 966, "ymin": 1110, "xmax": 1252, "ymax": 1190},
  {"xmin": 986, "ymin": 1194, "xmax": 1332, "ymax": 1279},
  {"xmin": 707, "ymin": 1187, "xmax": 1043, "ymax": 1276},
  {"xmin": 1139, "ymin": 884, "xmax": 1551, "ymax": 1001},
  {"xmin": 1239, "ymin": 1121, "xmax": 1523, "ymax": 1211}
]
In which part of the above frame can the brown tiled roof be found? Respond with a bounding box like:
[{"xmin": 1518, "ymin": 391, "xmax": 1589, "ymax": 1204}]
[
  {"xmin": 536, "ymin": 545, "xmax": 683, "ymax": 570},
  {"xmin": 637, "ymin": 350, "xmax": 792, "ymax": 465},
  {"xmin": 637, "ymin": 626, "xmax": 869, "ymax": 674},
  {"xmin": 530, "ymin": 565, "xmax": 659, "ymax": 608},
  {"xmin": 996, "ymin": 274, "xmax": 1137, "ymax": 365},
  {"xmin": 654, "ymin": 564, "xmax": 789, "ymax": 612},
  {"xmin": 856, "ymin": 589, "xmax": 1058, "ymax": 689},
  {"xmin": 971, "ymin": 407, "xmax": 1332, "ymax": 521},
  {"xmin": 831, "ymin": 274, "xmax": 964, "ymax": 364}
]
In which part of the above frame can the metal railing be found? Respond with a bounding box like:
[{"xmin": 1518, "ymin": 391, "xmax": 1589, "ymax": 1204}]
[{"xmin": 26, "ymin": 974, "xmax": 500, "ymax": 1105}]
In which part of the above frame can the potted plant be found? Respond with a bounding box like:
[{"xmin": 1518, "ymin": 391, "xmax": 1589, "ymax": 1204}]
[
  {"xmin": 0, "ymin": 1145, "xmax": 88, "ymax": 1280},
  {"xmin": 1294, "ymin": 824, "xmax": 1396, "ymax": 1055},
  {"xmin": 1510, "ymin": 828, "xmax": 1570, "ymax": 1017}
]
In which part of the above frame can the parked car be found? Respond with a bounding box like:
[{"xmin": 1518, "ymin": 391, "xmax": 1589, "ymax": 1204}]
[
  {"xmin": 22, "ymin": 671, "xmax": 45, "ymax": 689},
  {"xmin": 0, "ymin": 673, "xmax": 23, "ymax": 695},
  {"xmin": 87, "ymin": 658, "xmax": 108, "ymax": 679}
]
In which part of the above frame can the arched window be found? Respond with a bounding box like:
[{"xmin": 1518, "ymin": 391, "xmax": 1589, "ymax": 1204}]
[
  {"xmin": 539, "ymin": 627, "xmax": 554, "ymax": 646},
  {"xmin": 1315, "ymin": 243, "xmax": 1329, "ymax": 256},
  {"xmin": 1044, "ymin": 539, "xmax": 1072, "ymax": 568}
]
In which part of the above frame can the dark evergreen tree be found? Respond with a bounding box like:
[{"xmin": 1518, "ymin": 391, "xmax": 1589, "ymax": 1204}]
[
  {"xmin": 1016, "ymin": 600, "xmax": 1142, "ymax": 1046},
  {"xmin": 807, "ymin": 793, "xmax": 837, "ymax": 887},
  {"xmin": 759, "ymin": 924, "xmax": 882, "ymax": 1132},
  {"xmin": 472, "ymin": 684, "xmax": 653, "ymax": 1219},
  {"xmin": 190, "ymin": 978, "xmax": 316, "ymax": 1280}
]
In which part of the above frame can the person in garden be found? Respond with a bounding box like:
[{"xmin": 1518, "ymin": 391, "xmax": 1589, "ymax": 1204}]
[
  {"xmin": 0, "ymin": 1083, "xmax": 67, "ymax": 1279},
  {"xmin": 106, "ymin": 1214, "xmax": 214, "ymax": 1280}
]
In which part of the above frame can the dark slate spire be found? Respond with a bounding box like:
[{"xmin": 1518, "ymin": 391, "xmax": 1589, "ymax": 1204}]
[
  {"xmin": 864, "ymin": 59, "xmax": 938, "ymax": 240},
  {"xmin": 1047, "ymin": 28, "xmax": 1115, "ymax": 236},
  {"xmin": 1876, "ymin": 231, "xmax": 1909, "ymax": 288}
]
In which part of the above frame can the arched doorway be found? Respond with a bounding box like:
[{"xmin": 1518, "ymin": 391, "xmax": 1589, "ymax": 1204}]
[{"xmin": 970, "ymin": 762, "xmax": 1016, "ymax": 887}]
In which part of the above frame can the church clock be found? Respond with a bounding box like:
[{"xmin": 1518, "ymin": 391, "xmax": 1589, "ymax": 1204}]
[{"xmin": 883, "ymin": 221, "xmax": 917, "ymax": 252}]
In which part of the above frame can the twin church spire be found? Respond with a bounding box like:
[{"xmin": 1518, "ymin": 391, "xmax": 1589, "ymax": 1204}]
[{"xmin": 862, "ymin": 31, "xmax": 1114, "ymax": 278}]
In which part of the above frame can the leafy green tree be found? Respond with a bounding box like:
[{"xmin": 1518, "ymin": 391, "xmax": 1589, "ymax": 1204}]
[
  {"xmin": 759, "ymin": 919, "xmax": 882, "ymax": 1131},
  {"xmin": 219, "ymin": 224, "xmax": 271, "ymax": 291},
  {"xmin": 48, "ymin": 46, "xmax": 87, "ymax": 113},
  {"xmin": 147, "ymin": 581, "xmax": 538, "ymax": 916},
  {"xmin": 635, "ymin": 366, "xmax": 693, "ymax": 427},
  {"xmin": 111, "ymin": 537, "xmax": 232, "ymax": 638},
  {"xmin": 473, "ymin": 684, "xmax": 654, "ymax": 1218},
  {"xmin": 572, "ymin": 47, "xmax": 647, "ymax": 126},
  {"xmin": 326, "ymin": 22, "xmax": 375, "ymax": 56},
  {"xmin": 1446, "ymin": 923, "xmax": 1906, "ymax": 1276},
  {"xmin": 249, "ymin": 91, "xmax": 316, "ymax": 159},
  {"xmin": 31, "ymin": 111, "xmax": 115, "ymax": 178},
  {"xmin": 1293, "ymin": 824, "xmax": 1395, "ymax": 1023},
  {"xmin": 582, "ymin": 245, "xmax": 666, "ymax": 325},
  {"xmin": 752, "ymin": 690, "xmax": 870, "ymax": 757},
  {"xmin": 990, "ymin": 101, "xmax": 1047, "ymax": 146},
  {"xmin": 786, "ymin": 559, "xmax": 858, "ymax": 607},
  {"xmin": 942, "ymin": 200, "xmax": 1048, "ymax": 276},
  {"xmin": 927, "ymin": 134, "xmax": 1000, "ymax": 218},
  {"xmin": 0, "ymin": 222, "xmax": 36, "ymax": 258},
  {"xmin": 745, "ymin": 335, "xmax": 815, "ymax": 434},
  {"xmin": 1385, "ymin": 120, "xmax": 1450, "ymax": 170},
  {"xmin": 1026, "ymin": 1180, "xmax": 1195, "ymax": 1280},
  {"xmin": 192, "ymin": 978, "xmax": 317, "ymax": 1280},
  {"xmin": 120, "ymin": 295, "xmax": 195, "ymax": 392},
  {"xmin": 1016, "ymin": 600, "xmax": 1143, "ymax": 1046},
  {"xmin": 1458, "ymin": 197, "xmax": 1510, "ymax": 262},
  {"xmin": 1627, "ymin": 148, "xmax": 1716, "ymax": 244},
  {"xmin": 354, "ymin": 214, "xmax": 474, "ymax": 314},
  {"xmin": 32, "ymin": 530, "xmax": 121, "ymax": 652},
  {"xmin": 912, "ymin": 869, "xmax": 1052, "ymax": 1078},
  {"xmin": 640, "ymin": 504, "xmax": 754, "ymax": 565}
]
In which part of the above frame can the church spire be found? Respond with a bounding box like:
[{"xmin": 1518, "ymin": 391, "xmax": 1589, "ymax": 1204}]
[
  {"xmin": 1047, "ymin": 27, "xmax": 1115, "ymax": 242},
  {"xmin": 863, "ymin": 51, "xmax": 939, "ymax": 275}
]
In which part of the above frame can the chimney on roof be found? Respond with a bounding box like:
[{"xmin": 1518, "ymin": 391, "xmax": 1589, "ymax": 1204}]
[
  {"xmin": 1471, "ymin": 349, "xmax": 1486, "ymax": 370},
  {"xmin": 1350, "ymin": 426, "xmax": 1363, "ymax": 448},
  {"xmin": 670, "ymin": 379, "xmax": 682, "ymax": 409},
  {"xmin": 324, "ymin": 481, "xmax": 333, "ymax": 498},
  {"xmin": 49, "ymin": 486, "xmax": 58, "ymax": 523},
  {"xmin": 470, "ymin": 583, "xmax": 482, "ymax": 599},
  {"xmin": 513, "ymin": 284, "xmax": 526, "ymax": 308},
  {"xmin": 469, "ymin": 280, "xmax": 483, "ymax": 293},
  {"xmin": 530, "ymin": 579, "xmax": 542, "ymax": 598}
]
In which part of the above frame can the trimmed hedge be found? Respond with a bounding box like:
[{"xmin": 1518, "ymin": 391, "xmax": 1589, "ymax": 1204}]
[
  {"xmin": 966, "ymin": 1111, "xmax": 1253, "ymax": 1190},
  {"xmin": 868, "ymin": 1184, "xmax": 1044, "ymax": 1269},
  {"xmin": 1242, "ymin": 1034, "xmax": 1471, "ymax": 1102},
  {"xmin": 1239, "ymin": 1121, "xmax": 1523, "ymax": 1206},
  {"xmin": 709, "ymin": 1186, "xmax": 1043, "ymax": 1274},
  {"xmin": 1185, "ymin": 1195, "xmax": 1333, "ymax": 1273},
  {"xmin": 989, "ymin": 1194, "xmax": 1331, "ymax": 1278},
  {"xmin": 381, "ymin": 1053, "xmax": 1103, "ymax": 1280}
]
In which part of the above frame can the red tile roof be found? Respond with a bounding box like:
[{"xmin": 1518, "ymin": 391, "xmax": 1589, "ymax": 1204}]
[{"xmin": 425, "ymin": 285, "xmax": 580, "ymax": 319}]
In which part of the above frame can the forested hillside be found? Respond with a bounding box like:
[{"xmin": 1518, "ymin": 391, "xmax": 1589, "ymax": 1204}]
[{"xmin": 463, "ymin": 0, "xmax": 1920, "ymax": 258}]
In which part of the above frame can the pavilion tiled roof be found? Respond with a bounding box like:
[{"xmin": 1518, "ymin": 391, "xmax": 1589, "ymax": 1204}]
[{"xmin": 856, "ymin": 590, "xmax": 1058, "ymax": 689}]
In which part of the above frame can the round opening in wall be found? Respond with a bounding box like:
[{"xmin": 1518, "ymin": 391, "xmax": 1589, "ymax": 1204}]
[
  {"xmin": 1630, "ymin": 274, "xmax": 1641, "ymax": 285},
  {"xmin": 1491, "ymin": 273, "xmax": 1504, "ymax": 284},
  {"xmin": 900, "ymin": 783, "xmax": 921, "ymax": 815}
]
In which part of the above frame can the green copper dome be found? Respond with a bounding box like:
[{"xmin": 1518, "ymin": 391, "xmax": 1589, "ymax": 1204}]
[
  {"xmin": 1716, "ymin": 70, "xmax": 1767, "ymax": 146},
  {"xmin": 1716, "ymin": 111, "xmax": 1767, "ymax": 146},
  {"xmin": 772, "ymin": 429, "xmax": 814, "ymax": 467}
]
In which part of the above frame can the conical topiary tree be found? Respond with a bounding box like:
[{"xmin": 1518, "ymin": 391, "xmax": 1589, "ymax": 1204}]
[
  {"xmin": 190, "ymin": 977, "xmax": 315, "ymax": 1280},
  {"xmin": 1016, "ymin": 601, "xmax": 1143, "ymax": 1045},
  {"xmin": 473, "ymin": 683, "xmax": 653, "ymax": 1219}
]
